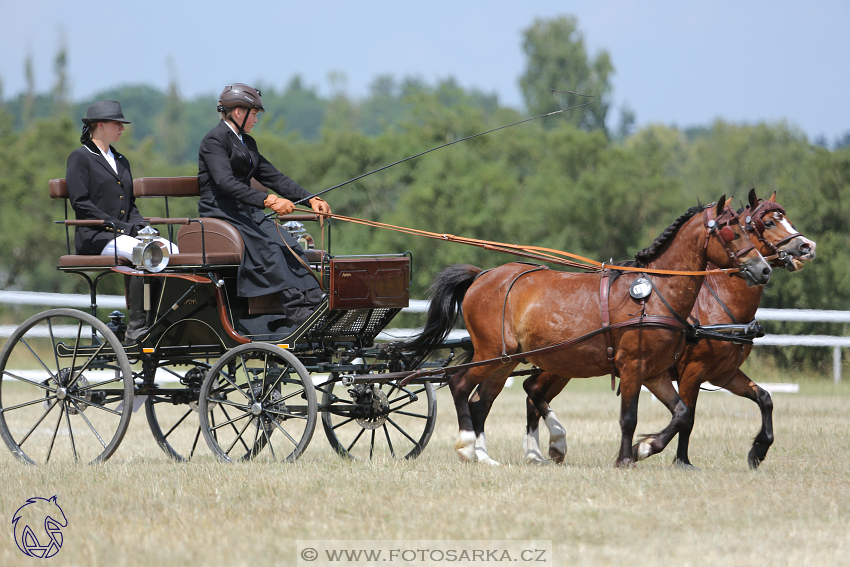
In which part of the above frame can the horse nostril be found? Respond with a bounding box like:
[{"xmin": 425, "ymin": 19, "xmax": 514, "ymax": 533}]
[
  {"xmin": 800, "ymin": 243, "xmax": 811, "ymax": 253},
  {"xmin": 762, "ymin": 267, "xmax": 771, "ymax": 278}
]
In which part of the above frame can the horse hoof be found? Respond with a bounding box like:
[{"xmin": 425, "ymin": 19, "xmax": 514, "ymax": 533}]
[
  {"xmin": 631, "ymin": 441, "xmax": 653, "ymax": 461},
  {"xmin": 525, "ymin": 451, "xmax": 548, "ymax": 465},
  {"xmin": 672, "ymin": 459, "xmax": 700, "ymax": 471},
  {"xmin": 479, "ymin": 456, "xmax": 502, "ymax": 466},
  {"xmin": 548, "ymin": 449, "xmax": 566, "ymax": 464},
  {"xmin": 455, "ymin": 431, "xmax": 477, "ymax": 463},
  {"xmin": 614, "ymin": 458, "xmax": 636, "ymax": 468}
]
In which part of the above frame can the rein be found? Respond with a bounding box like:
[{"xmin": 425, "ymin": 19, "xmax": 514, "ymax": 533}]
[{"xmin": 290, "ymin": 207, "xmax": 746, "ymax": 277}]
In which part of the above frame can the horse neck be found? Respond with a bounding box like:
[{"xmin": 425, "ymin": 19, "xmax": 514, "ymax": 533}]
[
  {"xmin": 701, "ymin": 272, "xmax": 764, "ymax": 323},
  {"xmin": 644, "ymin": 214, "xmax": 708, "ymax": 316}
]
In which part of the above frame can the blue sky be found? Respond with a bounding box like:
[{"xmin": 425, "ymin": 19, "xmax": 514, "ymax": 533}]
[{"xmin": 1, "ymin": 0, "xmax": 847, "ymax": 142}]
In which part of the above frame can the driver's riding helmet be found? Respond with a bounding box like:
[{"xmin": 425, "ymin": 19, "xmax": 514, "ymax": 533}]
[{"xmin": 217, "ymin": 83, "xmax": 264, "ymax": 132}]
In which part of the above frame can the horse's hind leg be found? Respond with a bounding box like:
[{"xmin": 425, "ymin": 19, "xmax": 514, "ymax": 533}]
[
  {"xmin": 468, "ymin": 363, "xmax": 519, "ymax": 465},
  {"xmin": 523, "ymin": 372, "xmax": 571, "ymax": 464},
  {"xmin": 712, "ymin": 370, "xmax": 774, "ymax": 469},
  {"xmin": 449, "ymin": 363, "xmax": 507, "ymax": 463}
]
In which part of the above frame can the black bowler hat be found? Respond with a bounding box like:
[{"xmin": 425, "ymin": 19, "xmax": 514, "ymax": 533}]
[{"xmin": 81, "ymin": 100, "xmax": 131, "ymax": 124}]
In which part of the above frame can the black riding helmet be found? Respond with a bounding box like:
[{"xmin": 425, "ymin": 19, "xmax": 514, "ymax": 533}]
[{"xmin": 217, "ymin": 83, "xmax": 264, "ymax": 134}]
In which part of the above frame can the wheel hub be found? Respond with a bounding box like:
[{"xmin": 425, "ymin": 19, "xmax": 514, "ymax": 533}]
[
  {"xmin": 250, "ymin": 402, "xmax": 263, "ymax": 416},
  {"xmin": 352, "ymin": 385, "xmax": 389, "ymax": 430},
  {"xmin": 43, "ymin": 370, "xmax": 90, "ymax": 414}
]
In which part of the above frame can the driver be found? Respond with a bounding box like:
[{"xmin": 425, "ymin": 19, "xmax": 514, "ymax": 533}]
[{"xmin": 198, "ymin": 83, "xmax": 331, "ymax": 332}]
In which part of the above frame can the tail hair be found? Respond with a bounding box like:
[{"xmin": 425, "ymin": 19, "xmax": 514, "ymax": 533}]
[{"xmin": 398, "ymin": 264, "xmax": 482, "ymax": 365}]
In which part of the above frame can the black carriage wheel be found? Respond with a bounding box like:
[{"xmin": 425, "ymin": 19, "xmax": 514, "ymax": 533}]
[
  {"xmin": 320, "ymin": 374, "xmax": 437, "ymax": 460},
  {"xmin": 0, "ymin": 309, "xmax": 133, "ymax": 465},
  {"xmin": 198, "ymin": 343, "xmax": 317, "ymax": 463},
  {"xmin": 144, "ymin": 362, "xmax": 210, "ymax": 462}
]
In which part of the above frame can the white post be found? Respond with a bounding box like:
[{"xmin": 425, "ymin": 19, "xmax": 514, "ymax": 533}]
[{"xmin": 834, "ymin": 346, "xmax": 842, "ymax": 384}]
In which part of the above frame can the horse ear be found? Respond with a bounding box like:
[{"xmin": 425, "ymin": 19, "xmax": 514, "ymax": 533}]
[
  {"xmin": 748, "ymin": 188, "xmax": 758, "ymax": 208},
  {"xmin": 725, "ymin": 197, "xmax": 733, "ymax": 207},
  {"xmin": 715, "ymin": 194, "xmax": 727, "ymax": 216},
  {"xmin": 769, "ymin": 191, "xmax": 776, "ymax": 202}
]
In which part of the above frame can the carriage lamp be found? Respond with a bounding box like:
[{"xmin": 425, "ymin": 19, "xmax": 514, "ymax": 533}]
[
  {"xmin": 132, "ymin": 226, "xmax": 170, "ymax": 272},
  {"xmin": 282, "ymin": 220, "xmax": 315, "ymax": 250}
]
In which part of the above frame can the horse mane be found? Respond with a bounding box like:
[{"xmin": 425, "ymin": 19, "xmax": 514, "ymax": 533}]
[{"xmin": 632, "ymin": 203, "xmax": 708, "ymax": 266}]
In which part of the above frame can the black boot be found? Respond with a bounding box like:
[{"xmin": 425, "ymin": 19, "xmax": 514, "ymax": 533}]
[{"xmin": 125, "ymin": 276, "xmax": 158, "ymax": 344}]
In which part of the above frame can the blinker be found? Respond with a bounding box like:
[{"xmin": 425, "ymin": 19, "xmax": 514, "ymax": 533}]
[{"xmin": 719, "ymin": 226, "xmax": 736, "ymax": 243}]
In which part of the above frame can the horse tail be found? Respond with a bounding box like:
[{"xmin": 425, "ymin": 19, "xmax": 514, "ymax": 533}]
[{"xmin": 399, "ymin": 264, "xmax": 482, "ymax": 364}]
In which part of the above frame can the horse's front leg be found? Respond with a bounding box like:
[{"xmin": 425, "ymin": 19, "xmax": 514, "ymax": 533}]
[
  {"xmin": 616, "ymin": 372, "xmax": 642, "ymax": 468},
  {"xmin": 631, "ymin": 370, "xmax": 689, "ymax": 462},
  {"xmin": 712, "ymin": 369, "xmax": 774, "ymax": 469}
]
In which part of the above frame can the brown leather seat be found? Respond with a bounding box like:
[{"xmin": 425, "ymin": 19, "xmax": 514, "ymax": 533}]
[
  {"xmin": 174, "ymin": 218, "xmax": 244, "ymax": 266},
  {"xmin": 58, "ymin": 255, "xmax": 132, "ymax": 268}
]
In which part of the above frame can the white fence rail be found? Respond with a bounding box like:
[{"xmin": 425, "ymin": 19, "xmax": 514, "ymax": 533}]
[{"xmin": 1, "ymin": 292, "xmax": 846, "ymax": 381}]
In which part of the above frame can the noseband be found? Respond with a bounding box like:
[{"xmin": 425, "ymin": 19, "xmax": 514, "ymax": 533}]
[
  {"xmin": 742, "ymin": 200, "xmax": 804, "ymax": 266},
  {"xmin": 703, "ymin": 204, "xmax": 753, "ymax": 269}
]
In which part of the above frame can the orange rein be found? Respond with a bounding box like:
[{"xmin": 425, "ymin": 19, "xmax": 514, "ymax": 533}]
[{"xmin": 292, "ymin": 208, "xmax": 778, "ymax": 277}]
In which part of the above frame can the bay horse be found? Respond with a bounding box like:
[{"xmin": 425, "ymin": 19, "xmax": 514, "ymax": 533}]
[
  {"xmin": 403, "ymin": 196, "xmax": 772, "ymax": 466},
  {"xmin": 522, "ymin": 189, "xmax": 815, "ymax": 469}
]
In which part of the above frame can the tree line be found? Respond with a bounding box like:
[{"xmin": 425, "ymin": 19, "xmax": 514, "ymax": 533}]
[{"xmin": 0, "ymin": 16, "xmax": 847, "ymax": 373}]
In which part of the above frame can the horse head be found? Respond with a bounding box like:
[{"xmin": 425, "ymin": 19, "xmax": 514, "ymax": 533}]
[
  {"xmin": 742, "ymin": 188, "xmax": 817, "ymax": 272},
  {"xmin": 704, "ymin": 195, "xmax": 772, "ymax": 286}
]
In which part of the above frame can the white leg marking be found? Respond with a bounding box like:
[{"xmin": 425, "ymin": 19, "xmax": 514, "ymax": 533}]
[
  {"xmin": 474, "ymin": 432, "xmax": 501, "ymax": 466},
  {"xmin": 545, "ymin": 411, "xmax": 567, "ymax": 463},
  {"xmin": 455, "ymin": 430, "xmax": 477, "ymax": 463},
  {"xmin": 523, "ymin": 426, "xmax": 547, "ymax": 464},
  {"xmin": 636, "ymin": 440, "xmax": 653, "ymax": 461}
]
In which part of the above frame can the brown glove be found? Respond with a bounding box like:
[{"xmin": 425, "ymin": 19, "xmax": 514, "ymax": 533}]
[
  {"xmin": 309, "ymin": 196, "xmax": 331, "ymax": 215},
  {"xmin": 264, "ymin": 194, "xmax": 295, "ymax": 216}
]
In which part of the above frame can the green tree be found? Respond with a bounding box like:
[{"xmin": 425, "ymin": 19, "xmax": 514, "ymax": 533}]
[{"xmin": 519, "ymin": 15, "xmax": 613, "ymax": 134}]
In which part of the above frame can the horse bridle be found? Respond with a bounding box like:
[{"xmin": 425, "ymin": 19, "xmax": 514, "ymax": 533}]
[
  {"xmin": 742, "ymin": 200, "xmax": 803, "ymax": 267},
  {"xmin": 703, "ymin": 203, "xmax": 754, "ymax": 270}
]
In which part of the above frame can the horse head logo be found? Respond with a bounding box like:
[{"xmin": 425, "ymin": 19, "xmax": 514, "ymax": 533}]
[{"xmin": 12, "ymin": 496, "xmax": 68, "ymax": 559}]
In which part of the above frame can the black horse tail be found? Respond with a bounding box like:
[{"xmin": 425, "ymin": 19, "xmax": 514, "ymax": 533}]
[{"xmin": 399, "ymin": 264, "xmax": 482, "ymax": 365}]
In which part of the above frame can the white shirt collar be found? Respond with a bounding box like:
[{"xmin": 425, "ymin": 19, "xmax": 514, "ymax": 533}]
[{"xmin": 224, "ymin": 120, "xmax": 243, "ymax": 142}]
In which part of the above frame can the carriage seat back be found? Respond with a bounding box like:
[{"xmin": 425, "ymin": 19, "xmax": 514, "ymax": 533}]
[
  {"xmin": 133, "ymin": 177, "xmax": 324, "ymax": 266},
  {"xmin": 50, "ymin": 178, "xmax": 133, "ymax": 268}
]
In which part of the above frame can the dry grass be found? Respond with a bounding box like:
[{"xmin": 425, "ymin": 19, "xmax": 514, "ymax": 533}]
[{"xmin": 1, "ymin": 377, "xmax": 848, "ymax": 567}]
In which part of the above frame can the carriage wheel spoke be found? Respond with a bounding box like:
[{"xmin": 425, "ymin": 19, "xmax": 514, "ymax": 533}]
[
  {"xmin": 65, "ymin": 403, "xmax": 78, "ymax": 461},
  {"xmin": 189, "ymin": 427, "xmax": 201, "ymax": 459},
  {"xmin": 262, "ymin": 406, "xmax": 308, "ymax": 420},
  {"xmin": 391, "ymin": 410, "xmax": 429, "ymax": 420},
  {"xmin": 218, "ymin": 405, "xmax": 253, "ymax": 455},
  {"xmin": 331, "ymin": 416, "xmax": 356, "ymax": 430},
  {"xmin": 2, "ymin": 394, "xmax": 56, "ymax": 415},
  {"xmin": 270, "ymin": 418, "xmax": 299, "ymax": 448},
  {"xmin": 17, "ymin": 400, "xmax": 58, "ymax": 446},
  {"xmin": 70, "ymin": 399, "xmax": 108, "ymax": 450},
  {"xmin": 19, "ymin": 337, "xmax": 57, "ymax": 382},
  {"xmin": 260, "ymin": 419, "xmax": 277, "ymax": 461},
  {"xmin": 66, "ymin": 393, "xmax": 122, "ymax": 416},
  {"xmin": 383, "ymin": 424, "xmax": 396, "ymax": 457},
  {"xmin": 45, "ymin": 403, "xmax": 66, "ymax": 464},
  {"xmin": 2, "ymin": 370, "xmax": 56, "ymax": 392},
  {"xmin": 345, "ymin": 427, "xmax": 366, "ymax": 453},
  {"xmin": 215, "ymin": 370, "xmax": 251, "ymax": 403},
  {"xmin": 163, "ymin": 409, "xmax": 194, "ymax": 439},
  {"xmin": 223, "ymin": 412, "xmax": 255, "ymax": 456},
  {"xmin": 369, "ymin": 429, "xmax": 376, "ymax": 459},
  {"xmin": 240, "ymin": 355, "xmax": 257, "ymax": 403},
  {"xmin": 386, "ymin": 416, "xmax": 419, "ymax": 446}
]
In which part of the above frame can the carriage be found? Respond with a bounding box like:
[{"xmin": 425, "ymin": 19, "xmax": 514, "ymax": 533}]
[{"xmin": 0, "ymin": 176, "xmax": 468, "ymax": 465}]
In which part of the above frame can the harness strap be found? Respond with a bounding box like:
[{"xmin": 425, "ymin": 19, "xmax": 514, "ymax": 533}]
[
  {"xmin": 599, "ymin": 268, "xmax": 619, "ymax": 390},
  {"xmin": 399, "ymin": 315, "xmax": 690, "ymax": 386},
  {"xmin": 703, "ymin": 279, "xmax": 739, "ymax": 324}
]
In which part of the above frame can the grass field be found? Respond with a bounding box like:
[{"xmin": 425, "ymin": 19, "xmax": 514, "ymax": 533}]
[{"xmin": 1, "ymin": 372, "xmax": 848, "ymax": 567}]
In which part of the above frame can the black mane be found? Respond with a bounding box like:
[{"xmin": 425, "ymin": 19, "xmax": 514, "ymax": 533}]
[{"xmin": 632, "ymin": 203, "xmax": 708, "ymax": 266}]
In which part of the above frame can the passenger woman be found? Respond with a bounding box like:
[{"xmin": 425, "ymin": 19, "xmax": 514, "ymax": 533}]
[
  {"xmin": 198, "ymin": 83, "xmax": 331, "ymax": 335},
  {"xmin": 66, "ymin": 100, "xmax": 177, "ymax": 342}
]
